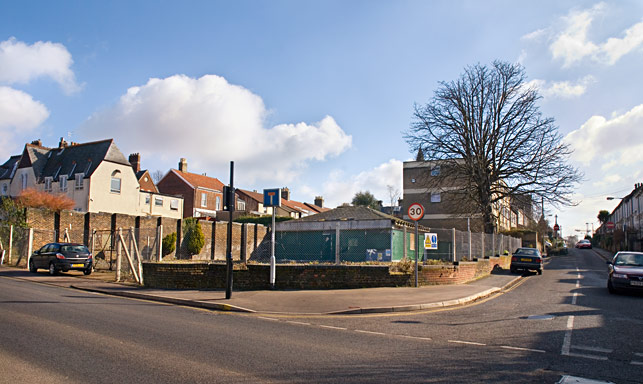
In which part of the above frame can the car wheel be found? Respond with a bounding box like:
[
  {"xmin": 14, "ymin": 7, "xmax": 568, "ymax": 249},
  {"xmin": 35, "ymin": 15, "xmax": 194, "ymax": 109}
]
[
  {"xmin": 29, "ymin": 259, "xmax": 37, "ymax": 273},
  {"xmin": 607, "ymin": 280, "xmax": 616, "ymax": 294},
  {"xmin": 537, "ymin": 269, "xmax": 543, "ymax": 275},
  {"xmin": 48, "ymin": 262, "xmax": 57, "ymax": 276},
  {"xmin": 510, "ymin": 267, "xmax": 517, "ymax": 274},
  {"xmin": 83, "ymin": 267, "xmax": 92, "ymax": 276}
]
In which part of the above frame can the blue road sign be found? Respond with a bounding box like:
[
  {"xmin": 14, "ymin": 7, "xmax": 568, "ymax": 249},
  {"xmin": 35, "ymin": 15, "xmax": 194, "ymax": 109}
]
[{"xmin": 263, "ymin": 188, "xmax": 281, "ymax": 207}]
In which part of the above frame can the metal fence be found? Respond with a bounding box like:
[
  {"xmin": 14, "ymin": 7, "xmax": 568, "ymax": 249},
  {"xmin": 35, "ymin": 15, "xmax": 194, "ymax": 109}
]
[{"xmin": 261, "ymin": 223, "xmax": 522, "ymax": 264}]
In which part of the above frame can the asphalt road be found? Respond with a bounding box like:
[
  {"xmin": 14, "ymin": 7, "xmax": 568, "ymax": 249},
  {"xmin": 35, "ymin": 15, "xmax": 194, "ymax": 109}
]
[{"xmin": 1, "ymin": 248, "xmax": 641, "ymax": 383}]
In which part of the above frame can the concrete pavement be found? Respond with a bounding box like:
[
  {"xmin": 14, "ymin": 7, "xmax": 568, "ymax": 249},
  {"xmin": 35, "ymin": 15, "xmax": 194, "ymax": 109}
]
[{"xmin": 1, "ymin": 264, "xmax": 525, "ymax": 315}]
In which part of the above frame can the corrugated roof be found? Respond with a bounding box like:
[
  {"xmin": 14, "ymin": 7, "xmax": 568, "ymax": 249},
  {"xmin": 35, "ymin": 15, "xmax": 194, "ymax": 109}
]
[{"xmin": 294, "ymin": 205, "xmax": 425, "ymax": 229}]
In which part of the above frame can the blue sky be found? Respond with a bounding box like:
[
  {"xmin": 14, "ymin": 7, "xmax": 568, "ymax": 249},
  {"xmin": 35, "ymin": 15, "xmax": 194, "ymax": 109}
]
[{"xmin": 1, "ymin": 1, "xmax": 643, "ymax": 237}]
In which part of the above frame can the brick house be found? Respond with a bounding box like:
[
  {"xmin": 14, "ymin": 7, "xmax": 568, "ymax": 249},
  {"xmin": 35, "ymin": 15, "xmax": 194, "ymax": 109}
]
[
  {"xmin": 235, "ymin": 188, "xmax": 328, "ymax": 218},
  {"xmin": 157, "ymin": 158, "xmax": 234, "ymax": 219}
]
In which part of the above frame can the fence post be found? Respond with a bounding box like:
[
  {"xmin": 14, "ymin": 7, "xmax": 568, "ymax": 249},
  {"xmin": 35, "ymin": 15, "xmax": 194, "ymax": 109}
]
[
  {"xmin": 403, "ymin": 226, "xmax": 407, "ymax": 260},
  {"xmin": 131, "ymin": 227, "xmax": 143, "ymax": 285},
  {"xmin": 481, "ymin": 233, "xmax": 485, "ymax": 258},
  {"xmin": 26, "ymin": 228, "xmax": 34, "ymax": 267},
  {"xmin": 157, "ymin": 224, "xmax": 163, "ymax": 262},
  {"xmin": 335, "ymin": 223, "xmax": 340, "ymax": 265},
  {"xmin": 116, "ymin": 228, "xmax": 122, "ymax": 282},
  {"xmin": 8, "ymin": 225, "xmax": 13, "ymax": 265},
  {"xmin": 452, "ymin": 228, "xmax": 456, "ymax": 262},
  {"xmin": 468, "ymin": 226, "xmax": 472, "ymax": 260},
  {"xmin": 492, "ymin": 232, "xmax": 496, "ymax": 256}
]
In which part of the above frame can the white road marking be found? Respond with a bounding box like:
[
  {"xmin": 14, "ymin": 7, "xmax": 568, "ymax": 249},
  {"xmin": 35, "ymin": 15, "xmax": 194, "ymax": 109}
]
[
  {"xmin": 318, "ymin": 325, "xmax": 347, "ymax": 331},
  {"xmin": 572, "ymin": 345, "xmax": 612, "ymax": 353},
  {"xmin": 448, "ymin": 340, "xmax": 486, "ymax": 346},
  {"xmin": 571, "ymin": 293, "xmax": 578, "ymax": 305},
  {"xmin": 355, "ymin": 330, "xmax": 386, "ymax": 336},
  {"xmin": 576, "ymin": 280, "xmax": 580, "ymax": 288},
  {"xmin": 258, "ymin": 316, "xmax": 279, "ymax": 321},
  {"xmin": 561, "ymin": 315, "xmax": 574, "ymax": 356},
  {"xmin": 286, "ymin": 321, "xmax": 311, "ymax": 326},
  {"xmin": 635, "ymin": 352, "xmax": 643, "ymax": 357},
  {"xmin": 500, "ymin": 345, "xmax": 546, "ymax": 353},
  {"xmin": 631, "ymin": 361, "xmax": 643, "ymax": 366},
  {"xmin": 558, "ymin": 375, "xmax": 614, "ymax": 384},
  {"xmin": 396, "ymin": 334, "xmax": 432, "ymax": 341},
  {"xmin": 567, "ymin": 352, "xmax": 608, "ymax": 361}
]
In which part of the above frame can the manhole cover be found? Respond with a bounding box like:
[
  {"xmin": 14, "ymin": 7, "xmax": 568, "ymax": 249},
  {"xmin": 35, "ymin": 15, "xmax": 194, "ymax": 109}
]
[{"xmin": 525, "ymin": 315, "xmax": 555, "ymax": 320}]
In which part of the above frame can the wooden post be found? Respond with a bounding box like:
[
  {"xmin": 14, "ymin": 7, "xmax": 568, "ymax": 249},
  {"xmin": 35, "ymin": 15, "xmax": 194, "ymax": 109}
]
[
  {"xmin": 335, "ymin": 222, "xmax": 340, "ymax": 265},
  {"xmin": 119, "ymin": 231, "xmax": 140, "ymax": 284},
  {"xmin": 8, "ymin": 225, "xmax": 13, "ymax": 264},
  {"xmin": 157, "ymin": 224, "xmax": 163, "ymax": 262},
  {"xmin": 116, "ymin": 228, "xmax": 122, "ymax": 282}
]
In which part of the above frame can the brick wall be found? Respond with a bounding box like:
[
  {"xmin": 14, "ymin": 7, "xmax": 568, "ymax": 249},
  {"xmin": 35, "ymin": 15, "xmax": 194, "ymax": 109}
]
[{"xmin": 142, "ymin": 255, "xmax": 512, "ymax": 290}]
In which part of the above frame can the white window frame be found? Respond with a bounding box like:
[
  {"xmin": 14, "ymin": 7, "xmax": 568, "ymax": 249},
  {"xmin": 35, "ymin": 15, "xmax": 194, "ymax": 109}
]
[
  {"xmin": 44, "ymin": 177, "xmax": 53, "ymax": 192},
  {"xmin": 21, "ymin": 173, "xmax": 28, "ymax": 190},
  {"xmin": 155, "ymin": 197, "xmax": 163, "ymax": 207},
  {"xmin": 59, "ymin": 175, "xmax": 68, "ymax": 192},
  {"xmin": 215, "ymin": 196, "xmax": 221, "ymax": 210},
  {"xmin": 170, "ymin": 199, "xmax": 179, "ymax": 210},
  {"xmin": 201, "ymin": 192, "xmax": 207, "ymax": 207},
  {"xmin": 75, "ymin": 173, "xmax": 84, "ymax": 190},
  {"xmin": 431, "ymin": 192, "xmax": 441, "ymax": 203},
  {"xmin": 110, "ymin": 176, "xmax": 121, "ymax": 194}
]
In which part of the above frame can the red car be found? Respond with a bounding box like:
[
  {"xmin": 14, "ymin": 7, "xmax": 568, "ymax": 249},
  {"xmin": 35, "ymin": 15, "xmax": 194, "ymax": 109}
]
[{"xmin": 576, "ymin": 239, "xmax": 592, "ymax": 249}]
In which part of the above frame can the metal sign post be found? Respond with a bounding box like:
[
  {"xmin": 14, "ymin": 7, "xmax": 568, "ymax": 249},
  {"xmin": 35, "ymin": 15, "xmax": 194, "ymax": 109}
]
[
  {"xmin": 263, "ymin": 188, "xmax": 281, "ymax": 289},
  {"xmin": 225, "ymin": 161, "xmax": 235, "ymax": 300},
  {"xmin": 407, "ymin": 203, "xmax": 425, "ymax": 288}
]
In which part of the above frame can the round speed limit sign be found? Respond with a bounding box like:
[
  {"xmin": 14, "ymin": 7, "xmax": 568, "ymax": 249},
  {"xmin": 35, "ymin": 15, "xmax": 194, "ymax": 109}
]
[{"xmin": 408, "ymin": 203, "xmax": 425, "ymax": 221}]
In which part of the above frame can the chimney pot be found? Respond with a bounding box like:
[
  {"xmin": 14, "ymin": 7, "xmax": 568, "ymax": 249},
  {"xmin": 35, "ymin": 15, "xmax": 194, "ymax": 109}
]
[
  {"xmin": 58, "ymin": 137, "xmax": 68, "ymax": 148},
  {"xmin": 281, "ymin": 187, "xmax": 290, "ymax": 201},
  {"xmin": 31, "ymin": 139, "xmax": 43, "ymax": 146},
  {"xmin": 314, "ymin": 196, "xmax": 324, "ymax": 208}
]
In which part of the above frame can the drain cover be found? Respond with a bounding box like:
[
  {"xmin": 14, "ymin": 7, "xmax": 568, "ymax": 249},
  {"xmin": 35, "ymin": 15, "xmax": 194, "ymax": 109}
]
[{"xmin": 526, "ymin": 315, "xmax": 555, "ymax": 320}]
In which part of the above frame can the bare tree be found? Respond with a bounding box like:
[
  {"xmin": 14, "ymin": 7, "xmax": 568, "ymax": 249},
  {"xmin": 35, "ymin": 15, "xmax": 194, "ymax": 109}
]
[
  {"xmin": 152, "ymin": 170, "xmax": 165, "ymax": 184},
  {"xmin": 387, "ymin": 184, "xmax": 400, "ymax": 209},
  {"xmin": 406, "ymin": 61, "xmax": 581, "ymax": 233}
]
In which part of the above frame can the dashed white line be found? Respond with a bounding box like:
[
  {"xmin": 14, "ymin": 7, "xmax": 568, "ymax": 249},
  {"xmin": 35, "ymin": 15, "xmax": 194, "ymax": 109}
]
[
  {"xmin": 567, "ymin": 352, "xmax": 608, "ymax": 361},
  {"xmin": 561, "ymin": 315, "xmax": 574, "ymax": 356},
  {"xmin": 631, "ymin": 361, "xmax": 643, "ymax": 366},
  {"xmin": 396, "ymin": 334, "xmax": 432, "ymax": 341},
  {"xmin": 500, "ymin": 345, "xmax": 546, "ymax": 353},
  {"xmin": 258, "ymin": 316, "xmax": 279, "ymax": 321},
  {"xmin": 448, "ymin": 340, "xmax": 486, "ymax": 346},
  {"xmin": 287, "ymin": 321, "xmax": 311, "ymax": 326},
  {"xmin": 318, "ymin": 325, "xmax": 347, "ymax": 331},
  {"xmin": 571, "ymin": 292, "xmax": 578, "ymax": 305},
  {"xmin": 355, "ymin": 330, "xmax": 386, "ymax": 336},
  {"xmin": 572, "ymin": 345, "xmax": 613, "ymax": 353},
  {"xmin": 576, "ymin": 280, "xmax": 580, "ymax": 288},
  {"xmin": 635, "ymin": 352, "xmax": 643, "ymax": 357}
]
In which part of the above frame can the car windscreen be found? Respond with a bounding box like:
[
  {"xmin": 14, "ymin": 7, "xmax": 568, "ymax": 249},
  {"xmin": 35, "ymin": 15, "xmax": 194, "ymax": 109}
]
[
  {"xmin": 515, "ymin": 249, "xmax": 538, "ymax": 256},
  {"xmin": 615, "ymin": 253, "xmax": 643, "ymax": 266},
  {"xmin": 61, "ymin": 245, "xmax": 90, "ymax": 254}
]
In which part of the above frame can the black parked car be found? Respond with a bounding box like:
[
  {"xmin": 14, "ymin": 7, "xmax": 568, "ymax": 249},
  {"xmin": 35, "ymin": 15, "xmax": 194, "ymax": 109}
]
[
  {"xmin": 29, "ymin": 243, "xmax": 93, "ymax": 275},
  {"xmin": 510, "ymin": 247, "xmax": 543, "ymax": 275}
]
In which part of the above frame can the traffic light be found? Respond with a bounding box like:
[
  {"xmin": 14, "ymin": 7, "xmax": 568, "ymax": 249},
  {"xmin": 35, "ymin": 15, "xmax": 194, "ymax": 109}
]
[{"xmin": 223, "ymin": 186, "xmax": 235, "ymax": 211}]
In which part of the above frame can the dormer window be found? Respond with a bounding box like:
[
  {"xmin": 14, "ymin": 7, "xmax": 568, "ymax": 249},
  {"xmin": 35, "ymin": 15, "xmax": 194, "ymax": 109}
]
[{"xmin": 110, "ymin": 170, "xmax": 121, "ymax": 194}]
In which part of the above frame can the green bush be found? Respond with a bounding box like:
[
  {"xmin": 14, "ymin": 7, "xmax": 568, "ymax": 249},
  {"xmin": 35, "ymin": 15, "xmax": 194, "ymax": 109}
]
[
  {"xmin": 162, "ymin": 232, "xmax": 176, "ymax": 256},
  {"xmin": 183, "ymin": 218, "xmax": 205, "ymax": 256},
  {"xmin": 234, "ymin": 215, "xmax": 293, "ymax": 226}
]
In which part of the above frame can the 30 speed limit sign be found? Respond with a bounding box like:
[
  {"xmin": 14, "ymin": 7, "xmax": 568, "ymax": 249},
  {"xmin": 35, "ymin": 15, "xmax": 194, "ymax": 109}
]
[{"xmin": 407, "ymin": 203, "xmax": 425, "ymax": 221}]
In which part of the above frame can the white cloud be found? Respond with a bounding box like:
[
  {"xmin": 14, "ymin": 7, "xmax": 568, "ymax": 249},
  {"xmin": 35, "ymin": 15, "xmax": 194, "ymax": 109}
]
[
  {"xmin": 320, "ymin": 159, "xmax": 402, "ymax": 207},
  {"xmin": 527, "ymin": 75, "xmax": 595, "ymax": 99},
  {"xmin": 79, "ymin": 74, "xmax": 352, "ymax": 184},
  {"xmin": 0, "ymin": 37, "xmax": 81, "ymax": 94},
  {"xmin": 0, "ymin": 86, "xmax": 49, "ymax": 158},
  {"xmin": 547, "ymin": 3, "xmax": 643, "ymax": 67},
  {"xmin": 564, "ymin": 104, "xmax": 643, "ymax": 165}
]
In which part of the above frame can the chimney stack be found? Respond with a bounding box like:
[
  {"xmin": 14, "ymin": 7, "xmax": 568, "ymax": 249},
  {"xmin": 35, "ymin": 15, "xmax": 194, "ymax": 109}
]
[
  {"xmin": 58, "ymin": 137, "xmax": 68, "ymax": 148},
  {"xmin": 314, "ymin": 196, "xmax": 324, "ymax": 208},
  {"xmin": 31, "ymin": 139, "xmax": 43, "ymax": 146},
  {"xmin": 129, "ymin": 153, "xmax": 141, "ymax": 173},
  {"xmin": 178, "ymin": 158, "xmax": 188, "ymax": 172},
  {"xmin": 281, "ymin": 187, "xmax": 290, "ymax": 201}
]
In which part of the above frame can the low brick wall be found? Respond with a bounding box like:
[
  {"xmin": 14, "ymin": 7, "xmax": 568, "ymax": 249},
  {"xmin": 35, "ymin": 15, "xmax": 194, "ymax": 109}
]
[{"xmin": 142, "ymin": 255, "xmax": 511, "ymax": 290}]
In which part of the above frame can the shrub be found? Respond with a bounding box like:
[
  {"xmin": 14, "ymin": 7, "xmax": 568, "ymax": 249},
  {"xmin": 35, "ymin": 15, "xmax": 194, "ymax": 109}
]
[
  {"xmin": 183, "ymin": 218, "xmax": 205, "ymax": 256},
  {"xmin": 162, "ymin": 232, "xmax": 177, "ymax": 256}
]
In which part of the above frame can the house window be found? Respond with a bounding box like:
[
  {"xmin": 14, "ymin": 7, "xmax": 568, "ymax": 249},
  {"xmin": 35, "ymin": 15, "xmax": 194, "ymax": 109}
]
[
  {"xmin": 75, "ymin": 173, "xmax": 84, "ymax": 190},
  {"xmin": 110, "ymin": 171, "xmax": 121, "ymax": 193},
  {"xmin": 431, "ymin": 166, "xmax": 440, "ymax": 176},
  {"xmin": 215, "ymin": 196, "xmax": 221, "ymax": 210},
  {"xmin": 1, "ymin": 184, "xmax": 7, "ymax": 195},
  {"xmin": 145, "ymin": 196, "xmax": 150, "ymax": 205},
  {"xmin": 201, "ymin": 192, "xmax": 207, "ymax": 207},
  {"xmin": 411, "ymin": 178, "xmax": 416, "ymax": 183},
  {"xmin": 155, "ymin": 197, "xmax": 163, "ymax": 207},
  {"xmin": 21, "ymin": 173, "xmax": 27, "ymax": 190},
  {"xmin": 59, "ymin": 175, "xmax": 67, "ymax": 192},
  {"xmin": 431, "ymin": 193, "xmax": 441, "ymax": 203},
  {"xmin": 44, "ymin": 177, "xmax": 53, "ymax": 192},
  {"xmin": 237, "ymin": 199, "xmax": 245, "ymax": 211},
  {"xmin": 170, "ymin": 199, "xmax": 179, "ymax": 210}
]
